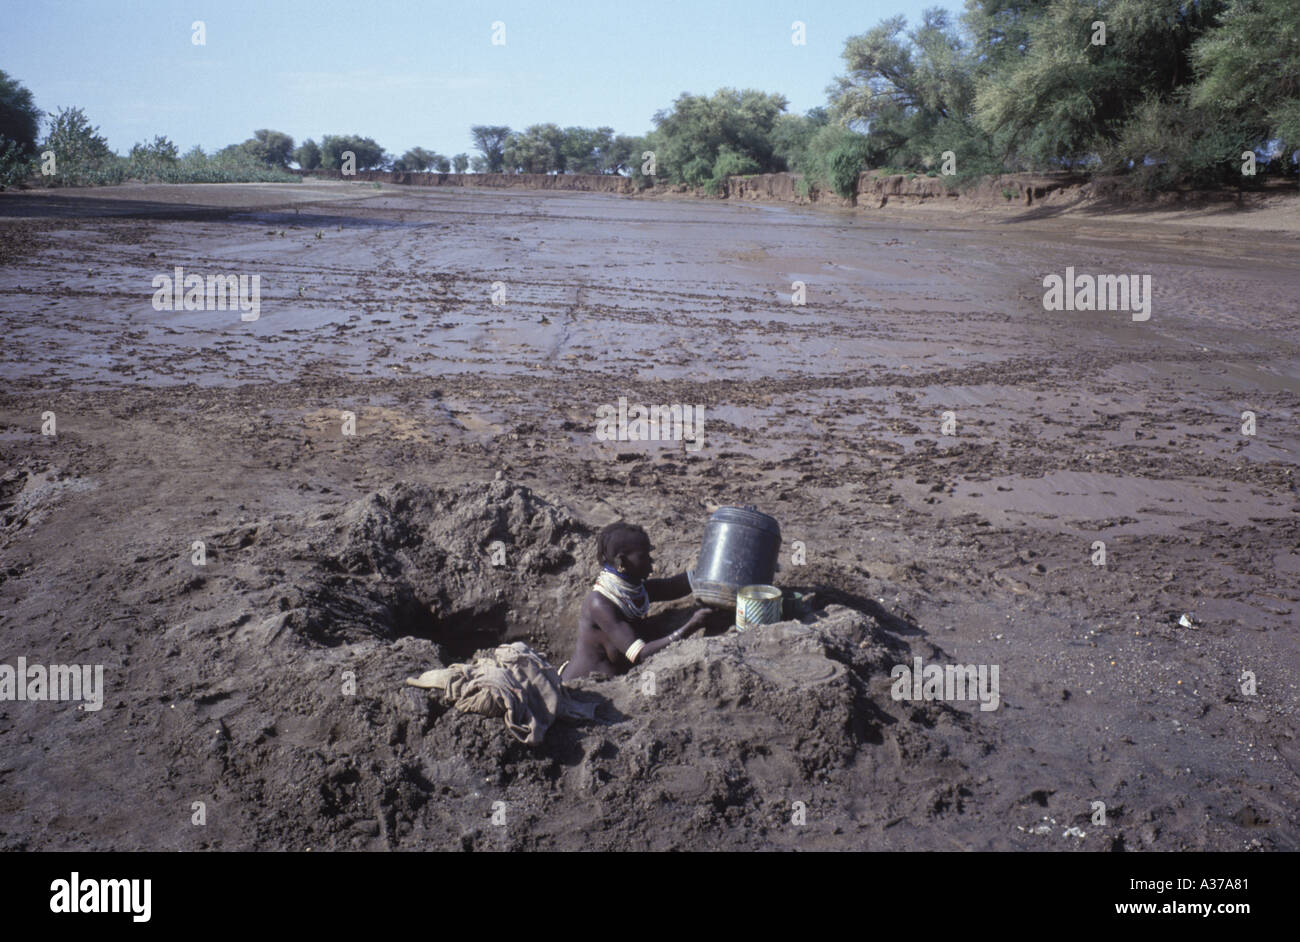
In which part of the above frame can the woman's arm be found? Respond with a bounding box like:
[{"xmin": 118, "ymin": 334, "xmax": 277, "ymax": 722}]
[
  {"xmin": 643, "ymin": 570, "xmax": 694, "ymax": 603},
  {"xmin": 590, "ymin": 594, "xmax": 703, "ymax": 665}
]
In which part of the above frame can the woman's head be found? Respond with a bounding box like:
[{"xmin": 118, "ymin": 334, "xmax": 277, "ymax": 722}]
[{"xmin": 596, "ymin": 521, "xmax": 654, "ymax": 582}]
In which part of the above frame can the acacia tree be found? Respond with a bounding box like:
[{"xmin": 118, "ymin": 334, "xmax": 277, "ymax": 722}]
[
  {"xmin": 470, "ymin": 125, "xmax": 510, "ymax": 173},
  {"xmin": 294, "ymin": 138, "xmax": 321, "ymax": 170},
  {"xmin": 503, "ymin": 124, "xmax": 565, "ymax": 173},
  {"xmin": 1191, "ymin": 0, "xmax": 1300, "ymax": 158},
  {"xmin": 241, "ymin": 129, "xmax": 295, "ymax": 168},
  {"xmin": 770, "ymin": 107, "xmax": 830, "ymax": 172},
  {"xmin": 561, "ymin": 126, "xmax": 614, "ymax": 174},
  {"xmin": 650, "ymin": 88, "xmax": 789, "ymax": 186},
  {"xmin": 320, "ymin": 135, "xmax": 387, "ymax": 170},
  {"xmin": 393, "ymin": 146, "xmax": 441, "ymax": 171},
  {"xmin": 970, "ymin": 0, "xmax": 1226, "ymax": 168},
  {"xmin": 452, "ymin": 153, "xmax": 469, "ymax": 173},
  {"xmin": 606, "ymin": 134, "xmax": 646, "ymax": 175},
  {"xmin": 828, "ymin": 9, "xmax": 991, "ymax": 174}
]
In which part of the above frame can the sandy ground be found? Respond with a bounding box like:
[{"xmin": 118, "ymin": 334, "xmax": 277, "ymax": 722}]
[{"xmin": 0, "ymin": 180, "xmax": 1296, "ymax": 850}]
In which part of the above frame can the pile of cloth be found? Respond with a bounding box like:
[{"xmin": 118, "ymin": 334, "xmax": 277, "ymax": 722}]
[{"xmin": 406, "ymin": 642, "xmax": 596, "ymax": 745}]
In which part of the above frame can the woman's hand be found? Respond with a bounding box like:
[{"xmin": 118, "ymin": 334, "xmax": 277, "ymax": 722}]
[{"xmin": 671, "ymin": 608, "xmax": 711, "ymax": 640}]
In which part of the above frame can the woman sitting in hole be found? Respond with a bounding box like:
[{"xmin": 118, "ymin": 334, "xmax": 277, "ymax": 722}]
[{"xmin": 559, "ymin": 521, "xmax": 723, "ymax": 681}]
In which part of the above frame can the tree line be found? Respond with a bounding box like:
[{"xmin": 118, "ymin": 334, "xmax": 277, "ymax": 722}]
[{"xmin": 3, "ymin": 0, "xmax": 1296, "ymax": 192}]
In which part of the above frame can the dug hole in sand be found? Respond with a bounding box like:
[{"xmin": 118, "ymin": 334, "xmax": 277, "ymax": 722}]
[{"xmin": 85, "ymin": 478, "xmax": 993, "ymax": 850}]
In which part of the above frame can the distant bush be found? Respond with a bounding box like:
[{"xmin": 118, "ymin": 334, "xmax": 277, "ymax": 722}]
[
  {"xmin": 30, "ymin": 111, "xmax": 294, "ymax": 187},
  {"xmin": 127, "ymin": 135, "xmax": 179, "ymax": 179},
  {"xmin": 152, "ymin": 146, "xmax": 300, "ymax": 184},
  {"xmin": 115, "ymin": 144, "xmax": 300, "ymax": 185}
]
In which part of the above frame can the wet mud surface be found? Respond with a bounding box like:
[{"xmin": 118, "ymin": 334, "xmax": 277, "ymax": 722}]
[{"xmin": 0, "ymin": 181, "xmax": 1296, "ymax": 849}]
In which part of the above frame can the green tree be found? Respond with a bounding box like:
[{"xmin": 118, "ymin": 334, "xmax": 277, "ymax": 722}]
[
  {"xmin": 452, "ymin": 152, "xmax": 469, "ymax": 173},
  {"xmin": 320, "ymin": 134, "xmax": 387, "ymax": 170},
  {"xmin": 770, "ymin": 107, "xmax": 830, "ymax": 172},
  {"xmin": 470, "ymin": 125, "xmax": 511, "ymax": 173},
  {"xmin": 0, "ymin": 70, "xmax": 42, "ymax": 157},
  {"xmin": 706, "ymin": 146, "xmax": 761, "ymax": 193},
  {"xmin": 829, "ymin": 9, "xmax": 992, "ymax": 175},
  {"xmin": 1101, "ymin": 92, "xmax": 1250, "ymax": 189},
  {"xmin": 607, "ymin": 134, "xmax": 647, "ymax": 175},
  {"xmin": 294, "ymin": 138, "xmax": 321, "ymax": 170},
  {"xmin": 651, "ymin": 88, "xmax": 790, "ymax": 185},
  {"xmin": 561, "ymin": 126, "xmax": 614, "ymax": 174},
  {"xmin": 394, "ymin": 146, "xmax": 441, "ymax": 171},
  {"xmin": 802, "ymin": 124, "xmax": 877, "ymax": 197},
  {"xmin": 1191, "ymin": 0, "xmax": 1300, "ymax": 158},
  {"xmin": 41, "ymin": 106, "xmax": 118, "ymax": 183},
  {"xmin": 127, "ymin": 135, "xmax": 179, "ymax": 179},
  {"xmin": 240, "ymin": 128, "xmax": 295, "ymax": 168},
  {"xmin": 504, "ymin": 123, "xmax": 566, "ymax": 173},
  {"xmin": 971, "ymin": 0, "xmax": 1226, "ymax": 168},
  {"xmin": 0, "ymin": 71, "xmax": 42, "ymax": 186}
]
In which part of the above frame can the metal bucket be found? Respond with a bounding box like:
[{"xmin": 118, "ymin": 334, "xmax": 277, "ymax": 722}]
[
  {"xmin": 693, "ymin": 505, "xmax": 781, "ymax": 609},
  {"xmin": 736, "ymin": 585, "xmax": 783, "ymax": 632}
]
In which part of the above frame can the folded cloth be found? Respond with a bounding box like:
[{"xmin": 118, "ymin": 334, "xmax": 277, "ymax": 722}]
[{"xmin": 406, "ymin": 641, "xmax": 596, "ymax": 745}]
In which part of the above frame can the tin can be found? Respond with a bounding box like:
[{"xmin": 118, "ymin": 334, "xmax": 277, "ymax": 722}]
[{"xmin": 735, "ymin": 585, "xmax": 783, "ymax": 632}]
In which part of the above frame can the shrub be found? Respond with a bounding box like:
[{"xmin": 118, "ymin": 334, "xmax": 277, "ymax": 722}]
[
  {"xmin": 40, "ymin": 106, "xmax": 116, "ymax": 185},
  {"xmin": 707, "ymin": 146, "xmax": 761, "ymax": 194},
  {"xmin": 0, "ymin": 140, "xmax": 34, "ymax": 187},
  {"xmin": 802, "ymin": 125, "xmax": 873, "ymax": 199}
]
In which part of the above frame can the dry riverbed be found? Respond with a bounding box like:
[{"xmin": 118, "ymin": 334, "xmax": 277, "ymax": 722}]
[{"xmin": 0, "ymin": 180, "xmax": 1296, "ymax": 850}]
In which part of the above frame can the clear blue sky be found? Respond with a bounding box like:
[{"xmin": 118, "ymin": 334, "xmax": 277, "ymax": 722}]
[{"xmin": 4, "ymin": 0, "xmax": 957, "ymax": 157}]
